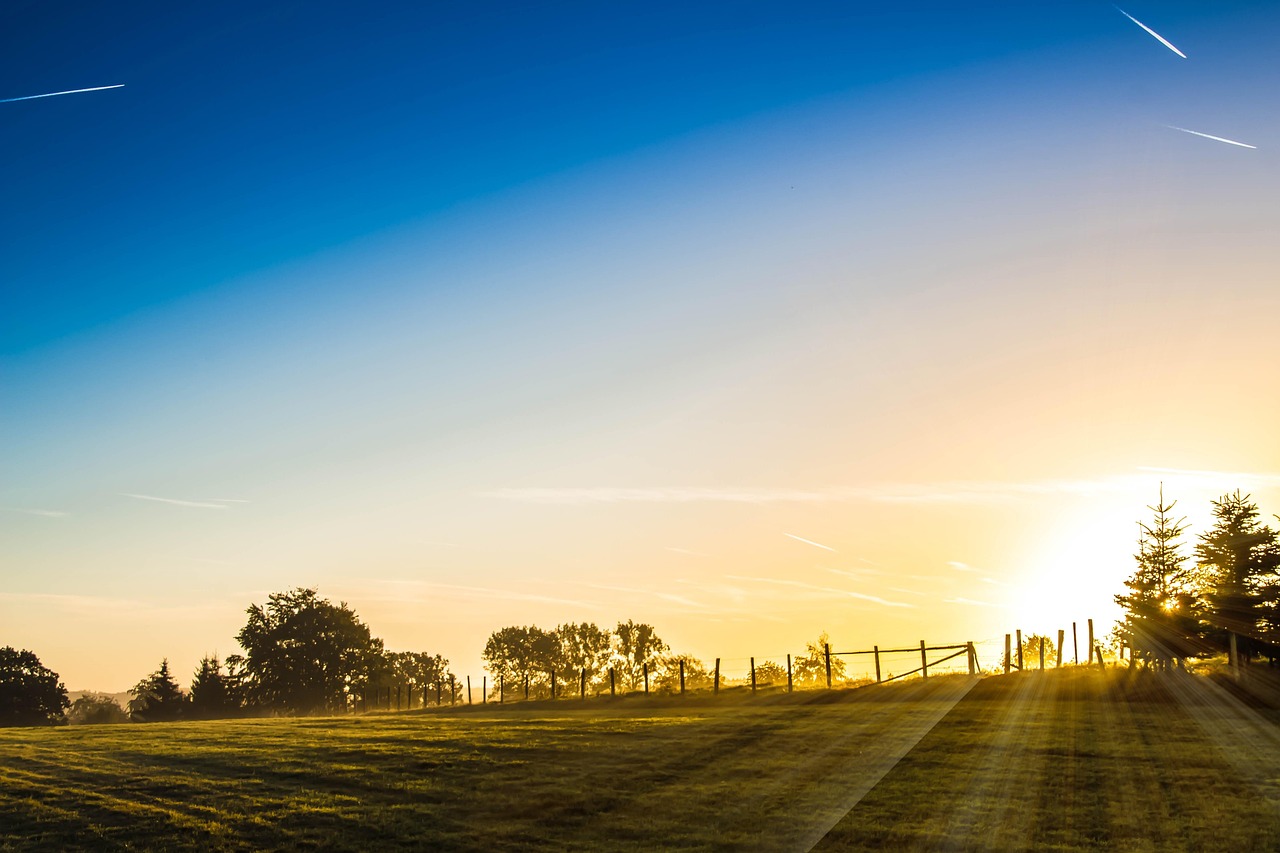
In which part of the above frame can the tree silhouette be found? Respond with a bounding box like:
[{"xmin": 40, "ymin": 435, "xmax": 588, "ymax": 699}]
[
  {"xmin": 613, "ymin": 620, "xmax": 668, "ymax": 691},
  {"xmin": 67, "ymin": 693, "xmax": 128, "ymax": 725},
  {"xmin": 751, "ymin": 660, "xmax": 788, "ymax": 687},
  {"xmin": 553, "ymin": 622, "xmax": 612, "ymax": 690},
  {"xmin": 0, "ymin": 647, "xmax": 68, "ymax": 727},
  {"xmin": 482, "ymin": 625, "xmax": 557, "ymax": 697},
  {"xmin": 229, "ymin": 588, "xmax": 385, "ymax": 714},
  {"xmin": 129, "ymin": 659, "xmax": 187, "ymax": 722},
  {"xmin": 1195, "ymin": 491, "xmax": 1280, "ymax": 663},
  {"xmin": 794, "ymin": 632, "xmax": 845, "ymax": 685},
  {"xmin": 1116, "ymin": 486, "xmax": 1199, "ymax": 668},
  {"xmin": 386, "ymin": 651, "xmax": 453, "ymax": 705},
  {"xmin": 190, "ymin": 655, "xmax": 238, "ymax": 719}
]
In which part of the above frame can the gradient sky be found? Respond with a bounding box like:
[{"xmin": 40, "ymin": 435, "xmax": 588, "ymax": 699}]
[{"xmin": 4, "ymin": 1, "xmax": 1280, "ymax": 690}]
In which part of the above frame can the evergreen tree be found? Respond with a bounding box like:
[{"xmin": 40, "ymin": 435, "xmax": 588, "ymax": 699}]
[
  {"xmin": 128, "ymin": 659, "xmax": 187, "ymax": 722},
  {"xmin": 1116, "ymin": 486, "xmax": 1197, "ymax": 668},
  {"xmin": 189, "ymin": 655, "xmax": 236, "ymax": 719},
  {"xmin": 1194, "ymin": 490, "xmax": 1280, "ymax": 663}
]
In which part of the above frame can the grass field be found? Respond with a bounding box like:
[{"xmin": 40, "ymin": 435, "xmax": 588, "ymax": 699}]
[{"xmin": 2, "ymin": 669, "xmax": 1277, "ymax": 851}]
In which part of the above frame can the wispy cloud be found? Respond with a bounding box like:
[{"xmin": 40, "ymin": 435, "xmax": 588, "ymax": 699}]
[
  {"xmin": 486, "ymin": 477, "xmax": 1136, "ymax": 506},
  {"xmin": 827, "ymin": 567, "xmax": 880, "ymax": 579},
  {"xmin": 1137, "ymin": 466, "xmax": 1280, "ymax": 484},
  {"xmin": 120, "ymin": 493, "xmax": 241, "ymax": 509},
  {"xmin": 726, "ymin": 575, "xmax": 914, "ymax": 608},
  {"xmin": 785, "ymin": 533, "xmax": 836, "ymax": 552},
  {"xmin": 358, "ymin": 579, "xmax": 597, "ymax": 609},
  {"xmin": 0, "ymin": 507, "xmax": 67, "ymax": 518},
  {"xmin": 947, "ymin": 561, "xmax": 976, "ymax": 572},
  {"xmin": 945, "ymin": 597, "xmax": 996, "ymax": 607}
]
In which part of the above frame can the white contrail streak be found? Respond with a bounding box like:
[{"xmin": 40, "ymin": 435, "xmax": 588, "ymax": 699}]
[
  {"xmin": 1167, "ymin": 125, "xmax": 1257, "ymax": 149},
  {"xmin": 0, "ymin": 84, "xmax": 124, "ymax": 104},
  {"xmin": 1115, "ymin": 7, "xmax": 1187, "ymax": 58},
  {"xmin": 784, "ymin": 532, "xmax": 837, "ymax": 552},
  {"xmin": 120, "ymin": 493, "xmax": 230, "ymax": 509}
]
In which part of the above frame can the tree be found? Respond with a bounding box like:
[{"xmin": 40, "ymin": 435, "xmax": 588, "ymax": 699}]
[
  {"xmin": 652, "ymin": 655, "xmax": 717, "ymax": 693},
  {"xmin": 385, "ymin": 651, "xmax": 453, "ymax": 705},
  {"xmin": 1116, "ymin": 486, "xmax": 1200, "ymax": 668},
  {"xmin": 553, "ymin": 623, "xmax": 612, "ymax": 690},
  {"xmin": 612, "ymin": 620, "xmax": 668, "ymax": 690},
  {"xmin": 129, "ymin": 659, "xmax": 187, "ymax": 722},
  {"xmin": 190, "ymin": 655, "xmax": 238, "ymax": 719},
  {"xmin": 793, "ymin": 632, "xmax": 846, "ymax": 685},
  {"xmin": 482, "ymin": 625, "xmax": 558, "ymax": 697},
  {"xmin": 751, "ymin": 660, "xmax": 788, "ymax": 687},
  {"xmin": 1195, "ymin": 491, "xmax": 1280, "ymax": 663},
  {"xmin": 1000, "ymin": 634, "xmax": 1054, "ymax": 671},
  {"xmin": 228, "ymin": 588, "xmax": 386, "ymax": 714},
  {"xmin": 67, "ymin": 693, "xmax": 129, "ymax": 725},
  {"xmin": 0, "ymin": 647, "xmax": 68, "ymax": 726}
]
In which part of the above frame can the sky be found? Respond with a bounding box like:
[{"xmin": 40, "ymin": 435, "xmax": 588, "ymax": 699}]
[{"xmin": 4, "ymin": 1, "xmax": 1280, "ymax": 691}]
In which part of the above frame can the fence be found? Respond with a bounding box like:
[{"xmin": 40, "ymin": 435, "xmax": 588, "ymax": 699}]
[
  {"xmin": 999, "ymin": 618, "xmax": 1112, "ymax": 674},
  {"xmin": 351, "ymin": 636, "xmax": 1003, "ymax": 713}
]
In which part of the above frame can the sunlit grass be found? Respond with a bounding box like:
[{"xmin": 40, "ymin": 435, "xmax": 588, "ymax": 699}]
[{"xmin": 1, "ymin": 670, "xmax": 1275, "ymax": 851}]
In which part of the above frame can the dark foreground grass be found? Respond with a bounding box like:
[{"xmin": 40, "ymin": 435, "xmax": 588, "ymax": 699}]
[{"xmin": 1, "ymin": 670, "xmax": 1277, "ymax": 851}]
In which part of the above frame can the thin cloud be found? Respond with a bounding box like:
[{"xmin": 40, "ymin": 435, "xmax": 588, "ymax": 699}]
[
  {"xmin": 0, "ymin": 83, "xmax": 125, "ymax": 104},
  {"xmin": 947, "ymin": 561, "xmax": 976, "ymax": 572},
  {"xmin": 1137, "ymin": 466, "xmax": 1280, "ymax": 484},
  {"xmin": 1115, "ymin": 7, "xmax": 1186, "ymax": 58},
  {"xmin": 945, "ymin": 597, "xmax": 996, "ymax": 607},
  {"xmin": 1166, "ymin": 126, "xmax": 1256, "ymax": 150},
  {"xmin": 785, "ymin": 533, "xmax": 836, "ymax": 552},
  {"xmin": 827, "ymin": 567, "xmax": 880, "ymax": 579},
  {"xmin": 486, "ymin": 477, "xmax": 1136, "ymax": 506},
  {"xmin": 359, "ymin": 579, "xmax": 597, "ymax": 609},
  {"xmin": 726, "ymin": 575, "xmax": 914, "ymax": 608},
  {"xmin": 120, "ymin": 493, "xmax": 236, "ymax": 509},
  {"xmin": 0, "ymin": 507, "xmax": 67, "ymax": 518}
]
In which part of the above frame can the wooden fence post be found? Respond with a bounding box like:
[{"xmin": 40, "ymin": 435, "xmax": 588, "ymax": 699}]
[
  {"xmin": 643, "ymin": 663, "xmax": 649, "ymax": 695},
  {"xmin": 750, "ymin": 657, "xmax": 757, "ymax": 694},
  {"xmin": 467, "ymin": 676, "xmax": 472, "ymax": 705},
  {"xmin": 524, "ymin": 674, "xmax": 529, "ymax": 701},
  {"xmin": 550, "ymin": 669, "xmax": 556, "ymax": 700},
  {"xmin": 1039, "ymin": 638, "xmax": 1045, "ymax": 671},
  {"xmin": 824, "ymin": 643, "xmax": 832, "ymax": 689},
  {"xmin": 1087, "ymin": 619, "xmax": 1095, "ymax": 665},
  {"xmin": 1072, "ymin": 622, "xmax": 1079, "ymax": 665},
  {"xmin": 397, "ymin": 685, "xmax": 402, "ymax": 711},
  {"xmin": 1096, "ymin": 644, "xmax": 1105, "ymax": 671},
  {"xmin": 1004, "ymin": 634, "xmax": 1011, "ymax": 674},
  {"xmin": 714, "ymin": 658, "xmax": 720, "ymax": 695},
  {"xmin": 679, "ymin": 659, "xmax": 685, "ymax": 695},
  {"xmin": 580, "ymin": 668, "xmax": 586, "ymax": 700},
  {"xmin": 1016, "ymin": 629, "xmax": 1023, "ymax": 671},
  {"xmin": 500, "ymin": 675, "xmax": 504, "ymax": 704},
  {"xmin": 920, "ymin": 640, "xmax": 928, "ymax": 679},
  {"xmin": 1057, "ymin": 629, "xmax": 1065, "ymax": 668},
  {"xmin": 967, "ymin": 642, "xmax": 976, "ymax": 676},
  {"xmin": 874, "ymin": 645, "xmax": 881, "ymax": 683},
  {"xmin": 786, "ymin": 654, "xmax": 793, "ymax": 693},
  {"xmin": 483, "ymin": 676, "xmax": 487, "ymax": 704},
  {"xmin": 610, "ymin": 667, "xmax": 616, "ymax": 697}
]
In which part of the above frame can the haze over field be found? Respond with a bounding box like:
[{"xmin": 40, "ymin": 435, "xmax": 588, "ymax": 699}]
[{"xmin": 4, "ymin": 1, "xmax": 1280, "ymax": 690}]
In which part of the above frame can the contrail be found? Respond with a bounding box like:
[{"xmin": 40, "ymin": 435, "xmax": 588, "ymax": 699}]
[
  {"xmin": 1115, "ymin": 7, "xmax": 1187, "ymax": 58},
  {"xmin": 1167, "ymin": 125, "xmax": 1257, "ymax": 149},
  {"xmin": 784, "ymin": 532, "xmax": 836, "ymax": 552},
  {"xmin": 0, "ymin": 84, "xmax": 124, "ymax": 104}
]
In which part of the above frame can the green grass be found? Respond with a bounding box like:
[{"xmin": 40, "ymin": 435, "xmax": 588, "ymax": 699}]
[{"xmin": 1, "ymin": 670, "xmax": 1276, "ymax": 851}]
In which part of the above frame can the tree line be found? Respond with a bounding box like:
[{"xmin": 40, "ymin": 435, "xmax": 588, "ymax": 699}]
[{"xmin": 1117, "ymin": 487, "xmax": 1280, "ymax": 669}]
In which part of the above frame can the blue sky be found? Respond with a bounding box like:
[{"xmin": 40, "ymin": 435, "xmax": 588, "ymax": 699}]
[{"xmin": 5, "ymin": 1, "xmax": 1280, "ymax": 688}]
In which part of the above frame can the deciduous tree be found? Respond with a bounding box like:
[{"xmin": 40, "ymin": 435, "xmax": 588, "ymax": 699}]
[{"xmin": 0, "ymin": 647, "xmax": 68, "ymax": 727}]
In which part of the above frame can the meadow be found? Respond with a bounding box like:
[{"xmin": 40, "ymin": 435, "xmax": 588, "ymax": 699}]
[{"xmin": 1, "ymin": 669, "xmax": 1277, "ymax": 851}]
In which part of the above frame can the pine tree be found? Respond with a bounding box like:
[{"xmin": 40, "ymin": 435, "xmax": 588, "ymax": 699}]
[
  {"xmin": 1116, "ymin": 485, "xmax": 1195, "ymax": 668},
  {"xmin": 1194, "ymin": 491, "xmax": 1280, "ymax": 664},
  {"xmin": 128, "ymin": 659, "xmax": 187, "ymax": 722},
  {"xmin": 189, "ymin": 655, "xmax": 236, "ymax": 719}
]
